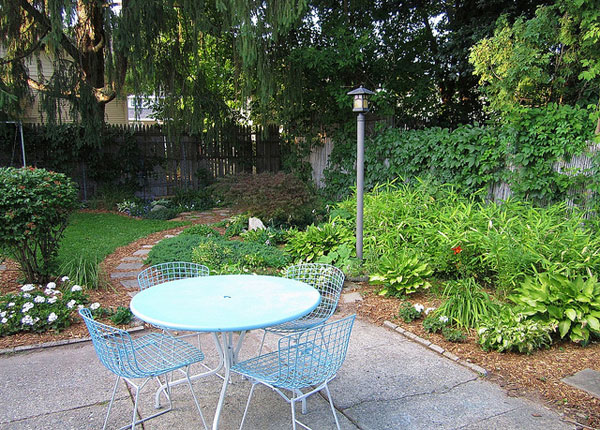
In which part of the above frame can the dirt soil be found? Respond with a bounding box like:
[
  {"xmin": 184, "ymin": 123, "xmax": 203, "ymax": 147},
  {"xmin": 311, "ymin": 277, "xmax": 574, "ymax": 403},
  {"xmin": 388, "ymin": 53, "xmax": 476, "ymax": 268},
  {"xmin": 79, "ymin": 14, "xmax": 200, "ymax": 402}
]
[{"xmin": 1, "ymin": 209, "xmax": 599, "ymax": 429}]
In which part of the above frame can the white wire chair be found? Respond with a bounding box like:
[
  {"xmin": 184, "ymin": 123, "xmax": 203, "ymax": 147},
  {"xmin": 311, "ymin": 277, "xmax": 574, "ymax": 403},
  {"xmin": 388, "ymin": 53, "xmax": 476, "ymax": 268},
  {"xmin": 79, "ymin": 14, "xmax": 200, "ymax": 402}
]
[
  {"xmin": 137, "ymin": 261, "xmax": 209, "ymax": 290},
  {"xmin": 232, "ymin": 314, "xmax": 356, "ymax": 430},
  {"xmin": 79, "ymin": 308, "xmax": 208, "ymax": 430}
]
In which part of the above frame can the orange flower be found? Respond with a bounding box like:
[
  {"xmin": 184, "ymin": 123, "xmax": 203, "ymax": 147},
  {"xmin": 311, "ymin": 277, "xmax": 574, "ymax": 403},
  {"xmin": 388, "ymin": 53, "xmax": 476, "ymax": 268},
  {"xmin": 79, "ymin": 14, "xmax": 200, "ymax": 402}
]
[{"xmin": 452, "ymin": 245, "xmax": 462, "ymax": 255}]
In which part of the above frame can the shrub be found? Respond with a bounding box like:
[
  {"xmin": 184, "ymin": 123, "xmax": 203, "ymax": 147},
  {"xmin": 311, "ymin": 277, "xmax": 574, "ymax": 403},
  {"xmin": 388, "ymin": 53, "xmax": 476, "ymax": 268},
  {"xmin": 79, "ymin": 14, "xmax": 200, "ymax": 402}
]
[
  {"xmin": 143, "ymin": 207, "xmax": 181, "ymax": 220},
  {"xmin": 146, "ymin": 235, "xmax": 206, "ymax": 264},
  {"xmin": 223, "ymin": 214, "xmax": 249, "ymax": 238},
  {"xmin": 285, "ymin": 221, "xmax": 355, "ymax": 263},
  {"xmin": 110, "ymin": 306, "xmax": 133, "ymax": 325},
  {"xmin": 241, "ymin": 227, "xmax": 286, "ymax": 246},
  {"xmin": 0, "ymin": 167, "xmax": 79, "ymax": 282},
  {"xmin": 477, "ymin": 308, "xmax": 555, "ymax": 353},
  {"xmin": 191, "ymin": 236, "xmax": 290, "ymax": 274},
  {"xmin": 369, "ymin": 252, "xmax": 432, "ymax": 297},
  {"xmin": 171, "ymin": 187, "xmax": 214, "ymax": 211},
  {"xmin": 435, "ymin": 278, "xmax": 500, "ymax": 329},
  {"xmin": 210, "ymin": 172, "xmax": 318, "ymax": 227},
  {"xmin": 180, "ymin": 224, "xmax": 221, "ymax": 237},
  {"xmin": 510, "ymin": 272, "xmax": 600, "ymax": 344}
]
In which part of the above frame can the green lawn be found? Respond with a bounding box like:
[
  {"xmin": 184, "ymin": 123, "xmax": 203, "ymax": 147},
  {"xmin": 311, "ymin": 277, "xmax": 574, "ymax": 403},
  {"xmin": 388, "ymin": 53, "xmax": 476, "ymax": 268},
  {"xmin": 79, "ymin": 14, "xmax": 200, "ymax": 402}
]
[{"xmin": 57, "ymin": 212, "xmax": 187, "ymax": 284}]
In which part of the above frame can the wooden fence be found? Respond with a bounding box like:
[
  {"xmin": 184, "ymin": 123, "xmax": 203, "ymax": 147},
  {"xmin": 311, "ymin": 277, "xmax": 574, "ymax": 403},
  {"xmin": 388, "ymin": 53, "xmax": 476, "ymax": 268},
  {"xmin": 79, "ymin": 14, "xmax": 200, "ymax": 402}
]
[{"xmin": 0, "ymin": 123, "xmax": 281, "ymax": 199}]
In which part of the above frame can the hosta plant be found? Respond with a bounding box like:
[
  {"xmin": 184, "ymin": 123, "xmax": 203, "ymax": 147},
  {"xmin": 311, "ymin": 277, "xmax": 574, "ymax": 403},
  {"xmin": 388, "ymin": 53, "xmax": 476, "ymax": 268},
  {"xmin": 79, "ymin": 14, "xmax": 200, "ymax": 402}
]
[
  {"xmin": 477, "ymin": 308, "xmax": 555, "ymax": 354},
  {"xmin": 284, "ymin": 221, "xmax": 354, "ymax": 263},
  {"xmin": 510, "ymin": 272, "xmax": 600, "ymax": 344},
  {"xmin": 369, "ymin": 252, "xmax": 432, "ymax": 297}
]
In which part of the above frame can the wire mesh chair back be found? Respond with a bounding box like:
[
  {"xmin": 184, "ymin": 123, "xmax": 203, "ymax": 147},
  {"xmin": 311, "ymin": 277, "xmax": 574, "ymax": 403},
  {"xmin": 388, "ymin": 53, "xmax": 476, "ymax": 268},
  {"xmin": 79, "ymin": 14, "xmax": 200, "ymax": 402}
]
[
  {"xmin": 137, "ymin": 261, "xmax": 209, "ymax": 290},
  {"xmin": 275, "ymin": 314, "xmax": 355, "ymax": 389},
  {"xmin": 79, "ymin": 308, "xmax": 143, "ymax": 379},
  {"xmin": 285, "ymin": 263, "xmax": 345, "ymax": 325}
]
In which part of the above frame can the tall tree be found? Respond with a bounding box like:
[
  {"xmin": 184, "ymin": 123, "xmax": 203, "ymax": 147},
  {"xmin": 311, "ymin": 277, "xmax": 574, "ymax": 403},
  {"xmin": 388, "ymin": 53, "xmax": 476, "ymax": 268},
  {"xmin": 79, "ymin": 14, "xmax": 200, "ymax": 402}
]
[{"xmin": 0, "ymin": 0, "xmax": 307, "ymax": 132}]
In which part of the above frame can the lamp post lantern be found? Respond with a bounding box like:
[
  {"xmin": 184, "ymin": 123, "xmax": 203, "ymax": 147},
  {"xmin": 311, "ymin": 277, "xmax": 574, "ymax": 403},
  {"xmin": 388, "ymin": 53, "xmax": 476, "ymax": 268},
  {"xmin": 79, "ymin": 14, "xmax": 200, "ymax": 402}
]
[{"xmin": 347, "ymin": 85, "xmax": 375, "ymax": 260}]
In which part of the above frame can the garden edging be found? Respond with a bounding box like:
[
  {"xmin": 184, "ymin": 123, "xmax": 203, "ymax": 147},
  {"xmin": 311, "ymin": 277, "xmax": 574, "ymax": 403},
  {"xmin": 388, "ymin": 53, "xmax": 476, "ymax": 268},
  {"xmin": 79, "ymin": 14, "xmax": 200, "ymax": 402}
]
[
  {"xmin": 383, "ymin": 320, "xmax": 489, "ymax": 376},
  {"xmin": 0, "ymin": 325, "xmax": 145, "ymax": 356}
]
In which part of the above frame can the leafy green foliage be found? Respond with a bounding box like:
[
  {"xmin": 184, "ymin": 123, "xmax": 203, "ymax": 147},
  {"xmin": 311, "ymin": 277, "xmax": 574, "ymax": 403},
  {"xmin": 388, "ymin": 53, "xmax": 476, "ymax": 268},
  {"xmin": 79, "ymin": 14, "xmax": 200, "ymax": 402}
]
[
  {"xmin": 335, "ymin": 181, "xmax": 600, "ymax": 295},
  {"xmin": 191, "ymin": 236, "xmax": 289, "ymax": 274},
  {"xmin": 240, "ymin": 228, "xmax": 286, "ymax": 246},
  {"xmin": 470, "ymin": 3, "xmax": 600, "ymax": 114},
  {"xmin": 180, "ymin": 224, "xmax": 222, "ymax": 238},
  {"xmin": 0, "ymin": 281, "xmax": 89, "ymax": 336},
  {"xmin": 477, "ymin": 308, "xmax": 555, "ymax": 354},
  {"xmin": 222, "ymin": 214, "xmax": 250, "ymax": 238},
  {"xmin": 0, "ymin": 167, "xmax": 79, "ymax": 283},
  {"xmin": 434, "ymin": 278, "xmax": 500, "ymax": 329},
  {"xmin": 145, "ymin": 235, "xmax": 205, "ymax": 265},
  {"xmin": 397, "ymin": 302, "xmax": 423, "ymax": 323},
  {"xmin": 284, "ymin": 221, "xmax": 355, "ymax": 264},
  {"xmin": 211, "ymin": 173, "xmax": 318, "ymax": 227},
  {"xmin": 171, "ymin": 188, "xmax": 215, "ymax": 212},
  {"xmin": 510, "ymin": 272, "xmax": 600, "ymax": 344},
  {"xmin": 110, "ymin": 306, "xmax": 134, "ymax": 325},
  {"xmin": 324, "ymin": 104, "xmax": 596, "ymax": 206},
  {"xmin": 442, "ymin": 327, "xmax": 467, "ymax": 343},
  {"xmin": 423, "ymin": 315, "xmax": 449, "ymax": 334},
  {"xmin": 369, "ymin": 252, "xmax": 433, "ymax": 297}
]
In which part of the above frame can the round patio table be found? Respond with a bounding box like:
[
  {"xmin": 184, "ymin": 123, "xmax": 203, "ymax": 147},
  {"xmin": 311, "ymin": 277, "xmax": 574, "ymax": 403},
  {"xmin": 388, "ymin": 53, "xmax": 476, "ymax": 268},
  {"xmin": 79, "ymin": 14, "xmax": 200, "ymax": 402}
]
[{"xmin": 130, "ymin": 274, "xmax": 321, "ymax": 430}]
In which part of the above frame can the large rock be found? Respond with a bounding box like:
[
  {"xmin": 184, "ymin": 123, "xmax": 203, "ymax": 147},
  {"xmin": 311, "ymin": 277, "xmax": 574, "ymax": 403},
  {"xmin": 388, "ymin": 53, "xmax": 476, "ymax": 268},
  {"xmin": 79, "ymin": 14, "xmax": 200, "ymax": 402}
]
[{"xmin": 248, "ymin": 217, "xmax": 266, "ymax": 231}]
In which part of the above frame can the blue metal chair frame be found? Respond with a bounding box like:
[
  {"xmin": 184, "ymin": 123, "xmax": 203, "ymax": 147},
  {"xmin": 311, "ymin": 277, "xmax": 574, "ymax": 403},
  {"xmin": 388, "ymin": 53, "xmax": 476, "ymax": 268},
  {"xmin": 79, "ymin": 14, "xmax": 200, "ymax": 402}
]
[
  {"xmin": 79, "ymin": 308, "xmax": 208, "ymax": 430},
  {"xmin": 137, "ymin": 261, "xmax": 210, "ymax": 290},
  {"xmin": 137, "ymin": 261, "xmax": 223, "ymax": 400},
  {"xmin": 258, "ymin": 263, "xmax": 345, "ymax": 355},
  {"xmin": 233, "ymin": 314, "xmax": 356, "ymax": 430}
]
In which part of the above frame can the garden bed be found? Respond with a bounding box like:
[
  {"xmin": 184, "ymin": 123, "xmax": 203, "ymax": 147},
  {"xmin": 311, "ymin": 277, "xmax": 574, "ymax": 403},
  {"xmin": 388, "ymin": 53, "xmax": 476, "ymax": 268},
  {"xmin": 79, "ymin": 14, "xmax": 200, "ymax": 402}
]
[{"xmin": 350, "ymin": 283, "xmax": 600, "ymax": 429}]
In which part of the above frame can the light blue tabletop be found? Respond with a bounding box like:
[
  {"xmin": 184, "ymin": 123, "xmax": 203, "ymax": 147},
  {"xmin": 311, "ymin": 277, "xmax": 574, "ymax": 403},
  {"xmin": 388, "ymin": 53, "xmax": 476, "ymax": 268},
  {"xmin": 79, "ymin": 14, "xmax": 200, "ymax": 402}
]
[{"xmin": 130, "ymin": 274, "xmax": 321, "ymax": 332}]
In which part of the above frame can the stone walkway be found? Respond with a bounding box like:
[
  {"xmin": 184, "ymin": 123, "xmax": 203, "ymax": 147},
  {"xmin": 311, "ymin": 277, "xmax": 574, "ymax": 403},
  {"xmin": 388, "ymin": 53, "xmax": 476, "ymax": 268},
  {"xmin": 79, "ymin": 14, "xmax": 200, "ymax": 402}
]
[{"xmin": 108, "ymin": 209, "xmax": 232, "ymax": 294}]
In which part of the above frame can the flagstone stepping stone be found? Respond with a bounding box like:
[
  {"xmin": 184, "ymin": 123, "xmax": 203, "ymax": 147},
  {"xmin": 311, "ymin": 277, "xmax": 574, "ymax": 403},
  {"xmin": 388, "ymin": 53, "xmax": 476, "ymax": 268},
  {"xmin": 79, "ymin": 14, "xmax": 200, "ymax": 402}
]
[
  {"xmin": 115, "ymin": 262, "xmax": 143, "ymax": 271},
  {"xmin": 132, "ymin": 249, "xmax": 151, "ymax": 256},
  {"xmin": 342, "ymin": 292, "xmax": 363, "ymax": 304},
  {"xmin": 562, "ymin": 369, "xmax": 600, "ymax": 399},
  {"xmin": 110, "ymin": 272, "xmax": 138, "ymax": 279},
  {"xmin": 121, "ymin": 256, "xmax": 142, "ymax": 261},
  {"xmin": 0, "ymin": 264, "xmax": 5, "ymax": 271},
  {"xmin": 141, "ymin": 245, "xmax": 154, "ymax": 249},
  {"xmin": 120, "ymin": 279, "xmax": 139, "ymax": 289}
]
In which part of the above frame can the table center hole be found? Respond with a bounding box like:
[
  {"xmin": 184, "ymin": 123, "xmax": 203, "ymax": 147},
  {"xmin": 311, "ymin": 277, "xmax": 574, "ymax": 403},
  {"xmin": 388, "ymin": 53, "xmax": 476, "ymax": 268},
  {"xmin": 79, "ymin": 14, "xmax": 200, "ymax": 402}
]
[{"xmin": 223, "ymin": 295, "xmax": 231, "ymax": 299}]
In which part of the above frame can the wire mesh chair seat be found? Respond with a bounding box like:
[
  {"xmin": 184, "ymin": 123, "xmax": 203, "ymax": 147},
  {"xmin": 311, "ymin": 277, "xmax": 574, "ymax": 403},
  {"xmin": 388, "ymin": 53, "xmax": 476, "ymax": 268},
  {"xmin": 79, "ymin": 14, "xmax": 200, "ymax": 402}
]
[
  {"xmin": 79, "ymin": 308, "xmax": 208, "ymax": 430},
  {"xmin": 232, "ymin": 315, "xmax": 356, "ymax": 430},
  {"xmin": 137, "ymin": 261, "xmax": 210, "ymax": 291}
]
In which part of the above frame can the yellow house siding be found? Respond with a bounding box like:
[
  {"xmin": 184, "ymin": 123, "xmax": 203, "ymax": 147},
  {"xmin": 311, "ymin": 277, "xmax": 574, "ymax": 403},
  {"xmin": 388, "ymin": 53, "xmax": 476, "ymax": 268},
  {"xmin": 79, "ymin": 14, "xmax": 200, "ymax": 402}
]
[{"xmin": 1, "ymin": 47, "xmax": 128, "ymax": 125}]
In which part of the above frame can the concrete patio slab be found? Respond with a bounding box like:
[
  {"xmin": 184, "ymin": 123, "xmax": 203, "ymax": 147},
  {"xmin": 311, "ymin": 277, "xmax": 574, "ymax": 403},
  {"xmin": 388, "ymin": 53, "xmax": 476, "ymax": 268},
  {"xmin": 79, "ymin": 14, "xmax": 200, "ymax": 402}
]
[{"xmin": 0, "ymin": 315, "xmax": 574, "ymax": 430}]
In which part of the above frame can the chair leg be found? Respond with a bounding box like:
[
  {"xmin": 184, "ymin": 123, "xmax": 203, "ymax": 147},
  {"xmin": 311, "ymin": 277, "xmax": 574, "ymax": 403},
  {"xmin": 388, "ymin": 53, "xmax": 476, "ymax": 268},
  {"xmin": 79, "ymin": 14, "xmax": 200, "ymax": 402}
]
[
  {"xmin": 323, "ymin": 384, "xmax": 341, "ymax": 430},
  {"xmin": 257, "ymin": 330, "xmax": 267, "ymax": 356},
  {"xmin": 185, "ymin": 367, "xmax": 208, "ymax": 430},
  {"xmin": 102, "ymin": 376, "xmax": 121, "ymax": 430},
  {"xmin": 290, "ymin": 396, "xmax": 298, "ymax": 430},
  {"xmin": 239, "ymin": 383, "xmax": 258, "ymax": 430},
  {"xmin": 131, "ymin": 381, "xmax": 141, "ymax": 430},
  {"xmin": 295, "ymin": 388, "xmax": 307, "ymax": 414}
]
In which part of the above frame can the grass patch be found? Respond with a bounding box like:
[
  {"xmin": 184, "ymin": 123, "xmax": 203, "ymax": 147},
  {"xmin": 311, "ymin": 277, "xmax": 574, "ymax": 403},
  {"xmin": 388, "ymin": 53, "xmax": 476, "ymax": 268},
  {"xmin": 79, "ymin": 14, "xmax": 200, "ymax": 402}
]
[{"xmin": 57, "ymin": 212, "xmax": 187, "ymax": 286}]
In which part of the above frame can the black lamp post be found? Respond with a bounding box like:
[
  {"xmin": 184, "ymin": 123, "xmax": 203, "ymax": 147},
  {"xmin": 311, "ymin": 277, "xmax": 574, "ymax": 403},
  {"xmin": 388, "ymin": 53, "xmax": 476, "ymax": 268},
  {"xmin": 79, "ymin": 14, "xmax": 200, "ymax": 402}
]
[{"xmin": 347, "ymin": 86, "xmax": 375, "ymax": 260}]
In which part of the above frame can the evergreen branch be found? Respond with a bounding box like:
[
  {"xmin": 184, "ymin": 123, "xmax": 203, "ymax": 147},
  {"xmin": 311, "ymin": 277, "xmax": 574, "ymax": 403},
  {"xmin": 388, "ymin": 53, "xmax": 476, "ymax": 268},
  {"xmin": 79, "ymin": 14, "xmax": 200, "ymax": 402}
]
[
  {"xmin": 16, "ymin": 0, "xmax": 80, "ymax": 61},
  {"xmin": 0, "ymin": 28, "xmax": 48, "ymax": 65}
]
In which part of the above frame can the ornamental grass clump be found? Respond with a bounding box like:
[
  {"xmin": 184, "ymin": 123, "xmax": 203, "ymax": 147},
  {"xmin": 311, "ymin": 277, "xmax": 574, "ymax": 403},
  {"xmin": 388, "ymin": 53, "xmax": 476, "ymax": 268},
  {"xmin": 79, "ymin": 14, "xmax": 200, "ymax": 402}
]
[{"xmin": 0, "ymin": 167, "xmax": 79, "ymax": 283}]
